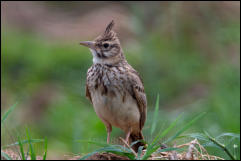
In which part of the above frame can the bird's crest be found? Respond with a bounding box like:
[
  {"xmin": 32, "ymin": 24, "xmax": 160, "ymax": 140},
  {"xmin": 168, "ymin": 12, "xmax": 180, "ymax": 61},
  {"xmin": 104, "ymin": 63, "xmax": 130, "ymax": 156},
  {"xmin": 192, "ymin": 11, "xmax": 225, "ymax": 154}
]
[
  {"xmin": 95, "ymin": 20, "xmax": 117, "ymax": 42},
  {"xmin": 104, "ymin": 20, "xmax": 115, "ymax": 35},
  {"xmin": 93, "ymin": 20, "xmax": 119, "ymax": 44}
]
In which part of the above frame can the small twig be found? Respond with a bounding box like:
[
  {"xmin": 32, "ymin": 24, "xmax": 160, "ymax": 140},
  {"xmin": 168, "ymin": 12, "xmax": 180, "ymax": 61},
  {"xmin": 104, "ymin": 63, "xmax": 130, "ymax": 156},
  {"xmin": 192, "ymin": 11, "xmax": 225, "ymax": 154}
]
[
  {"xmin": 119, "ymin": 137, "xmax": 137, "ymax": 157},
  {"xmin": 202, "ymin": 154, "xmax": 225, "ymax": 160},
  {"xmin": 196, "ymin": 140, "xmax": 211, "ymax": 160},
  {"xmin": 185, "ymin": 143, "xmax": 195, "ymax": 160},
  {"xmin": 169, "ymin": 150, "xmax": 178, "ymax": 160}
]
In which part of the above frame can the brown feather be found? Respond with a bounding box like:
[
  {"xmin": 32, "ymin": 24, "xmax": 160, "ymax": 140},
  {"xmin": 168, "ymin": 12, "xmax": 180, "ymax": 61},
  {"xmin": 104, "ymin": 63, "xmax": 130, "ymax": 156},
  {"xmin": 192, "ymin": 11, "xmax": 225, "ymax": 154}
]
[
  {"xmin": 133, "ymin": 85, "xmax": 147, "ymax": 130},
  {"xmin": 86, "ymin": 84, "xmax": 92, "ymax": 104},
  {"xmin": 104, "ymin": 20, "xmax": 115, "ymax": 35},
  {"xmin": 130, "ymin": 131, "xmax": 145, "ymax": 152},
  {"xmin": 127, "ymin": 66, "xmax": 147, "ymax": 131}
]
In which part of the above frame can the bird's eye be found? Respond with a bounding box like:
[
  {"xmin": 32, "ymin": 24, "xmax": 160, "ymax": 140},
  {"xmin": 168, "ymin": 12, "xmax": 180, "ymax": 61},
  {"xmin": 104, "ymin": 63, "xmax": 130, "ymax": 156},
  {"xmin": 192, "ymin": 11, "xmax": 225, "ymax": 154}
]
[{"xmin": 103, "ymin": 43, "xmax": 109, "ymax": 48}]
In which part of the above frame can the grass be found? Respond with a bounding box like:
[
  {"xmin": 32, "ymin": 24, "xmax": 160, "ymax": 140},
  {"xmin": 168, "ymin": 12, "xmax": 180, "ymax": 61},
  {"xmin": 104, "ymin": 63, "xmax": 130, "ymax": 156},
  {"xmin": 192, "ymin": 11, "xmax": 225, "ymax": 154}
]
[
  {"xmin": 1, "ymin": 21, "xmax": 240, "ymax": 157},
  {"xmin": 78, "ymin": 113, "xmax": 193, "ymax": 160},
  {"xmin": 1, "ymin": 102, "xmax": 18, "ymax": 125},
  {"xmin": 1, "ymin": 98, "xmax": 239, "ymax": 160},
  {"xmin": 18, "ymin": 135, "xmax": 26, "ymax": 160},
  {"xmin": 204, "ymin": 132, "xmax": 238, "ymax": 160},
  {"xmin": 150, "ymin": 94, "xmax": 160, "ymax": 138},
  {"xmin": 185, "ymin": 132, "xmax": 240, "ymax": 160},
  {"xmin": 1, "ymin": 151, "xmax": 12, "ymax": 160},
  {"xmin": 78, "ymin": 97, "xmax": 240, "ymax": 160},
  {"xmin": 1, "ymin": 103, "xmax": 48, "ymax": 160}
]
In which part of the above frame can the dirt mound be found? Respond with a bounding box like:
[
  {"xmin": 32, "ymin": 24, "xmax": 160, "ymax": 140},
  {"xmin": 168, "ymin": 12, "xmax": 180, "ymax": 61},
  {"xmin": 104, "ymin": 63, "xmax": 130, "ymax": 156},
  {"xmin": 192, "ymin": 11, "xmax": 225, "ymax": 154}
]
[{"xmin": 86, "ymin": 153, "xmax": 130, "ymax": 160}]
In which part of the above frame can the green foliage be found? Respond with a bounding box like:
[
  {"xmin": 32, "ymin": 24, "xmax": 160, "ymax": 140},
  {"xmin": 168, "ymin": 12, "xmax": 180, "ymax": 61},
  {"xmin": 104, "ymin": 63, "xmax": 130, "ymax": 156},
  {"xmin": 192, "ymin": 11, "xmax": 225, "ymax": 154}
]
[
  {"xmin": 17, "ymin": 135, "xmax": 26, "ymax": 160},
  {"xmin": 79, "ymin": 142, "xmax": 136, "ymax": 160},
  {"xmin": 26, "ymin": 128, "xmax": 36, "ymax": 160},
  {"xmin": 43, "ymin": 137, "xmax": 48, "ymax": 160},
  {"xmin": 80, "ymin": 97, "xmax": 206, "ymax": 160},
  {"xmin": 1, "ymin": 104, "xmax": 48, "ymax": 160},
  {"xmin": 2, "ymin": 139, "xmax": 44, "ymax": 149},
  {"xmin": 163, "ymin": 112, "xmax": 206, "ymax": 144},
  {"xmin": 184, "ymin": 132, "xmax": 240, "ymax": 160},
  {"xmin": 150, "ymin": 94, "xmax": 160, "ymax": 137},
  {"xmin": 142, "ymin": 111, "xmax": 205, "ymax": 160},
  {"xmin": 150, "ymin": 113, "xmax": 183, "ymax": 147},
  {"xmin": 1, "ymin": 151, "xmax": 12, "ymax": 160},
  {"xmin": 1, "ymin": 103, "xmax": 18, "ymax": 125},
  {"xmin": 136, "ymin": 146, "xmax": 144, "ymax": 160},
  {"xmin": 204, "ymin": 132, "xmax": 239, "ymax": 160}
]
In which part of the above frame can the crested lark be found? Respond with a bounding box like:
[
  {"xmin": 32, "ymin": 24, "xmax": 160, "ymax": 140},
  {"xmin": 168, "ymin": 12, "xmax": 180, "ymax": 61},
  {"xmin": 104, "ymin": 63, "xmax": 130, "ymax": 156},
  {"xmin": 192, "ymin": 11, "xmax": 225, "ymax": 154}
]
[{"xmin": 80, "ymin": 20, "xmax": 147, "ymax": 151}]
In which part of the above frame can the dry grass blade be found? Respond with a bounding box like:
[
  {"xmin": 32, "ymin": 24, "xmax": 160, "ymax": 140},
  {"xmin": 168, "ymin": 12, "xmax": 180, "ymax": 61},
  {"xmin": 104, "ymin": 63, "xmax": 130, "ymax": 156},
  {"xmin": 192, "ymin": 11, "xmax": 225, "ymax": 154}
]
[{"xmin": 119, "ymin": 137, "xmax": 137, "ymax": 157}]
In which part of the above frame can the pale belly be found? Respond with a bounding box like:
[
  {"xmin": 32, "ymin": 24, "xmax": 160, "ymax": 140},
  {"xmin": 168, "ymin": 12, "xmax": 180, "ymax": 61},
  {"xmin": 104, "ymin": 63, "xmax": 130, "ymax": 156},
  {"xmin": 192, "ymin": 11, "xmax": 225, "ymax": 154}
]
[{"xmin": 91, "ymin": 90, "xmax": 140, "ymax": 132}]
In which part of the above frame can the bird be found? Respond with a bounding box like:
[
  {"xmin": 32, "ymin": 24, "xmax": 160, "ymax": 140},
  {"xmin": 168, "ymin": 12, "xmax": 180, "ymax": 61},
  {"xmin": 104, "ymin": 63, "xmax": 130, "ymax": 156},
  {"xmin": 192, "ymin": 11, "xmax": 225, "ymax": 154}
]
[{"xmin": 79, "ymin": 20, "xmax": 147, "ymax": 152}]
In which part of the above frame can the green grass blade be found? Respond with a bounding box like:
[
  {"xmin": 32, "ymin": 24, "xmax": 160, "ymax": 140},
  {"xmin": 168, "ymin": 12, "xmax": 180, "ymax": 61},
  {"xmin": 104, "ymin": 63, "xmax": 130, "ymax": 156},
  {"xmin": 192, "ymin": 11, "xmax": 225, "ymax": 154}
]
[
  {"xmin": 225, "ymin": 136, "xmax": 240, "ymax": 147},
  {"xmin": 136, "ymin": 146, "xmax": 144, "ymax": 160},
  {"xmin": 43, "ymin": 137, "xmax": 48, "ymax": 160},
  {"xmin": 1, "ymin": 151, "xmax": 12, "ymax": 160},
  {"xmin": 110, "ymin": 145, "xmax": 133, "ymax": 153},
  {"xmin": 17, "ymin": 136, "xmax": 26, "ymax": 160},
  {"xmin": 2, "ymin": 139, "xmax": 44, "ymax": 149},
  {"xmin": 75, "ymin": 140, "xmax": 110, "ymax": 147},
  {"xmin": 76, "ymin": 140, "xmax": 133, "ymax": 153},
  {"xmin": 130, "ymin": 140, "xmax": 141, "ymax": 148},
  {"xmin": 233, "ymin": 144, "xmax": 238, "ymax": 160},
  {"xmin": 26, "ymin": 128, "xmax": 36, "ymax": 160},
  {"xmin": 142, "ymin": 137, "xmax": 183, "ymax": 159},
  {"xmin": 216, "ymin": 133, "xmax": 240, "ymax": 139},
  {"xmin": 151, "ymin": 113, "xmax": 184, "ymax": 146},
  {"xmin": 204, "ymin": 131, "xmax": 236, "ymax": 160},
  {"xmin": 141, "ymin": 113, "xmax": 183, "ymax": 160},
  {"xmin": 163, "ymin": 112, "xmax": 206, "ymax": 144},
  {"xmin": 183, "ymin": 133, "xmax": 209, "ymax": 141},
  {"xmin": 141, "ymin": 144, "xmax": 162, "ymax": 160},
  {"xmin": 141, "ymin": 147, "xmax": 181, "ymax": 160},
  {"xmin": 151, "ymin": 94, "xmax": 160, "ymax": 137},
  {"xmin": 1, "ymin": 102, "xmax": 18, "ymax": 125}
]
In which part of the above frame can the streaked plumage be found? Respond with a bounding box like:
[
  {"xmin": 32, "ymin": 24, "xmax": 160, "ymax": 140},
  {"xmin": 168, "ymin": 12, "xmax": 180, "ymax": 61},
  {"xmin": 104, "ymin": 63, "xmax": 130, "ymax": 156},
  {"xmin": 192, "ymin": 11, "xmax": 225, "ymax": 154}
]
[{"xmin": 80, "ymin": 20, "xmax": 147, "ymax": 151}]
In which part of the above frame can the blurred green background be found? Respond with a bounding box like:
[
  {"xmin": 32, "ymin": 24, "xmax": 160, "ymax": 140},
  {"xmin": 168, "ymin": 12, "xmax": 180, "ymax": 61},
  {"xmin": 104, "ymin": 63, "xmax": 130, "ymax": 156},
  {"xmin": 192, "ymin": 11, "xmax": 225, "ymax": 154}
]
[{"xmin": 1, "ymin": 1, "xmax": 240, "ymax": 159}]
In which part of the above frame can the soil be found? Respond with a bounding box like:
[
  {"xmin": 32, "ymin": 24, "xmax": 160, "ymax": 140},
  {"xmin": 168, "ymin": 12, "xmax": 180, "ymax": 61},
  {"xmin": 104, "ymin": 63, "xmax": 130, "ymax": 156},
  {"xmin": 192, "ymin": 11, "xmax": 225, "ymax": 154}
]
[
  {"xmin": 1, "ymin": 149, "xmax": 129, "ymax": 160},
  {"xmin": 86, "ymin": 153, "xmax": 130, "ymax": 160}
]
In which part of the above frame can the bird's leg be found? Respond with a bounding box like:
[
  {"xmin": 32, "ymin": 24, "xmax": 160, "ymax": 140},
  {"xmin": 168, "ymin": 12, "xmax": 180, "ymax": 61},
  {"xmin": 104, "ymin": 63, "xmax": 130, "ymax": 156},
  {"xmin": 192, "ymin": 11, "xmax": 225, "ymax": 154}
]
[
  {"xmin": 125, "ymin": 127, "xmax": 132, "ymax": 144},
  {"xmin": 106, "ymin": 124, "xmax": 112, "ymax": 144}
]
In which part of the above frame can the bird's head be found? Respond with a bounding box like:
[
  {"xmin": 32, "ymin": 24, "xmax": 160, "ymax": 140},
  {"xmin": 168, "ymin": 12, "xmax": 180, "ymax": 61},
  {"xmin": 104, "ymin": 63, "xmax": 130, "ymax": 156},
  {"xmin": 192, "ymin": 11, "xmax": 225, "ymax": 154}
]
[{"xmin": 80, "ymin": 20, "xmax": 125, "ymax": 65}]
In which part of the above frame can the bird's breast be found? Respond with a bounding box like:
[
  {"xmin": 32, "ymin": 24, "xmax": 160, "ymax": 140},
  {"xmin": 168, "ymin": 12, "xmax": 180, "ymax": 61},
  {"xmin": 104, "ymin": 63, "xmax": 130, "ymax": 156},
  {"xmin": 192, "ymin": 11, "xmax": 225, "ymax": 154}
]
[
  {"xmin": 91, "ymin": 86, "xmax": 140, "ymax": 131},
  {"xmin": 86, "ymin": 65, "xmax": 140, "ymax": 131}
]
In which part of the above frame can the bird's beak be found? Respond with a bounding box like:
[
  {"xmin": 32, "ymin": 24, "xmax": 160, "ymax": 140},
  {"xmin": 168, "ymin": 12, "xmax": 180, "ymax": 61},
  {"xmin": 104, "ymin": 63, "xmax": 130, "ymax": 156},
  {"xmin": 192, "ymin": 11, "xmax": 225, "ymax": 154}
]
[{"xmin": 79, "ymin": 41, "xmax": 96, "ymax": 50}]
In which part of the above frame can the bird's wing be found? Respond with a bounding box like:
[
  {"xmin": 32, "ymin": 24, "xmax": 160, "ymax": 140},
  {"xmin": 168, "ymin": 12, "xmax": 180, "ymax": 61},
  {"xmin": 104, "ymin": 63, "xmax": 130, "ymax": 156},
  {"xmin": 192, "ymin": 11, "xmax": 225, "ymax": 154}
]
[
  {"xmin": 128, "ymin": 69, "xmax": 147, "ymax": 130},
  {"xmin": 86, "ymin": 84, "xmax": 92, "ymax": 104}
]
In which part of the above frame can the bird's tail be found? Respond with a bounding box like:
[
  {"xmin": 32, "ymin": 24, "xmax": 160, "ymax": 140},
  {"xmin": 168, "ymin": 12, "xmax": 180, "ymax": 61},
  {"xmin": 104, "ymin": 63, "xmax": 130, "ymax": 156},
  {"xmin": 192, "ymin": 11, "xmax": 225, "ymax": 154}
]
[{"xmin": 129, "ymin": 131, "xmax": 145, "ymax": 152}]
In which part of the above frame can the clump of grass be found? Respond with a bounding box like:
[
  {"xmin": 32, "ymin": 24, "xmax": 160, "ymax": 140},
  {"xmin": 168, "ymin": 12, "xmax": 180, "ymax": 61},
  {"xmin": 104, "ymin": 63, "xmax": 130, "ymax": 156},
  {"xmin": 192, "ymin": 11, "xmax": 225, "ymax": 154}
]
[
  {"xmin": 77, "ymin": 96, "xmax": 204, "ymax": 160},
  {"xmin": 185, "ymin": 131, "xmax": 240, "ymax": 160},
  {"xmin": 150, "ymin": 138, "xmax": 225, "ymax": 160},
  {"xmin": 1, "ymin": 103, "xmax": 48, "ymax": 160},
  {"xmin": 1, "ymin": 99, "xmax": 239, "ymax": 160},
  {"xmin": 78, "ymin": 95, "xmax": 240, "ymax": 160},
  {"xmin": 77, "ymin": 112, "xmax": 206, "ymax": 160}
]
